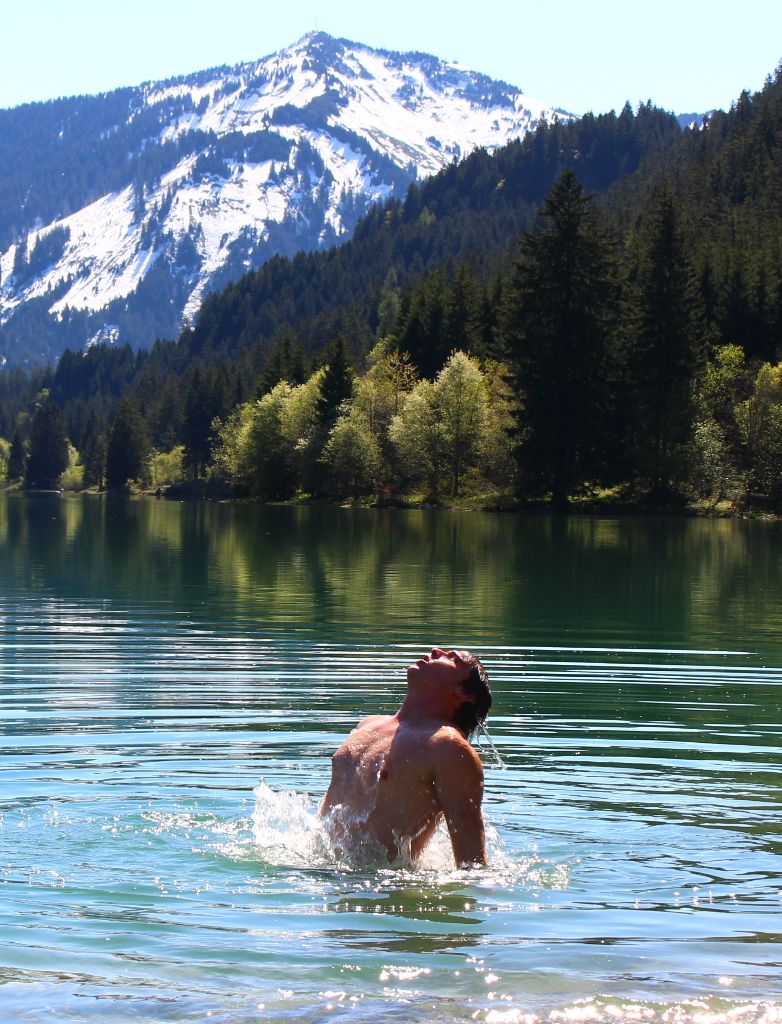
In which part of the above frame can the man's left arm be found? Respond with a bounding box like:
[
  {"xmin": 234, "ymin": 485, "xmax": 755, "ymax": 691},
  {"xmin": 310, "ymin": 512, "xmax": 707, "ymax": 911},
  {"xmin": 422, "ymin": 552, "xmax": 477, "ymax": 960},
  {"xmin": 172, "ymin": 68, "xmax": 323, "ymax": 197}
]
[{"xmin": 433, "ymin": 733, "xmax": 487, "ymax": 867}]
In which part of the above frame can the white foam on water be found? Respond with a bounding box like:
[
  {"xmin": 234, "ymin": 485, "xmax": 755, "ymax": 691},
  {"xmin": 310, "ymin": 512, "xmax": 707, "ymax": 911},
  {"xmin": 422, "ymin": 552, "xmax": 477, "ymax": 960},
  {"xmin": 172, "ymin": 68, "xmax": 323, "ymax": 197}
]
[
  {"xmin": 249, "ymin": 779, "xmax": 330, "ymax": 868},
  {"xmin": 245, "ymin": 779, "xmax": 569, "ymax": 889},
  {"xmin": 478, "ymin": 996, "xmax": 782, "ymax": 1024},
  {"xmin": 134, "ymin": 782, "xmax": 570, "ymax": 891}
]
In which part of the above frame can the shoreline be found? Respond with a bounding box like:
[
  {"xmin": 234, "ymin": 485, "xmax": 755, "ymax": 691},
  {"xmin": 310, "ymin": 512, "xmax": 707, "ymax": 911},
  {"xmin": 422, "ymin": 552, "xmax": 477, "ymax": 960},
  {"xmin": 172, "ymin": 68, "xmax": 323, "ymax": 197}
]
[{"xmin": 2, "ymin": 482, "xmax": 780, "ymax": 519}]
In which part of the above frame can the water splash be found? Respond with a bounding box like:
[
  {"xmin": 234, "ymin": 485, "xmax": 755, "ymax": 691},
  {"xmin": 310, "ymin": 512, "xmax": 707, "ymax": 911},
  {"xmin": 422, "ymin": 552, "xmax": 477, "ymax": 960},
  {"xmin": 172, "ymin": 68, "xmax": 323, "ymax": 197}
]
[
  {"xmin": 250, "ymin": 780, "xmax": 329, "ymax": 868},
  {"xmin": 249, "ymin": 779, "xmax": 409, "ymax": 870},
  {"xmin": 246, "ymin": 780, "xmax": 568, "ymax": 889},
  {"xmin": 476, "ymin": 719, "xmax": 507, "ymax": 769}
]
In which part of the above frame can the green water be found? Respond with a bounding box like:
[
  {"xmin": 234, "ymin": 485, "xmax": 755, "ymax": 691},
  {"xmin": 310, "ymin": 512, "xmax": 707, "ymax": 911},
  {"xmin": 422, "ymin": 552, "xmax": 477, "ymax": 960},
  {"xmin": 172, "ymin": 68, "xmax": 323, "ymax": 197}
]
[{"xmin": 0, "ymin": 494, "xmax": 781, "ymax": 1023}]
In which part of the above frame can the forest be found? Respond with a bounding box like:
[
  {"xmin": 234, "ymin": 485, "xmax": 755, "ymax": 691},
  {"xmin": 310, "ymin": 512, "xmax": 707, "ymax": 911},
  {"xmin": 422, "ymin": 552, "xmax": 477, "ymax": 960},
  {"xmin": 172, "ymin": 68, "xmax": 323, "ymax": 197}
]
[{"xmin": 1, "ymin": 63, "xmax": 782, "ymax": 511}]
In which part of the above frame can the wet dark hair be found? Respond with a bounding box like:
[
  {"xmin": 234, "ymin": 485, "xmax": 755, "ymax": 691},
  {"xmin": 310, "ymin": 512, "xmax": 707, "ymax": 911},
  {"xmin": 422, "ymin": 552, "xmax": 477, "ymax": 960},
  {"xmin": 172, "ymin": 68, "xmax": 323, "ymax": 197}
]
[{"xmin": 452, "ymin": 652, "xmax": 491, "ymax": 739}]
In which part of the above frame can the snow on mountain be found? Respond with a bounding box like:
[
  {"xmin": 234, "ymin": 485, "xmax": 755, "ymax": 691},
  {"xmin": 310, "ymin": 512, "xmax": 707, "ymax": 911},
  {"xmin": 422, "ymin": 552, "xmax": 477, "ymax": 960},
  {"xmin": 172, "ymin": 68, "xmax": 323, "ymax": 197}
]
[{"xmin": 0, "ymin": 32, "xmax": 570, "ymax": 366}]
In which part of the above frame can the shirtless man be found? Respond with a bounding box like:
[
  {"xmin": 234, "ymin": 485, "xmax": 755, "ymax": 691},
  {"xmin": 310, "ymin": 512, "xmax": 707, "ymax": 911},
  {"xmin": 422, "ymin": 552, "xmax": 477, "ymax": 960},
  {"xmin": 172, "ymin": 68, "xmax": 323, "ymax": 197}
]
[{"xmin": 319, "ymin": 647, "xmax": 491, "ymax": 867}]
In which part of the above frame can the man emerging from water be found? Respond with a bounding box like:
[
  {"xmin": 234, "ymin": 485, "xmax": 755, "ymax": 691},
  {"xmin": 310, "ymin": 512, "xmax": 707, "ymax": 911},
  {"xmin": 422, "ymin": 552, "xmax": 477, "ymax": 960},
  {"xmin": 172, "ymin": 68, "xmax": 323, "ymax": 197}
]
[{"xmin": 319, "ymin": 648, "xmax": 491, "ymax": 867}]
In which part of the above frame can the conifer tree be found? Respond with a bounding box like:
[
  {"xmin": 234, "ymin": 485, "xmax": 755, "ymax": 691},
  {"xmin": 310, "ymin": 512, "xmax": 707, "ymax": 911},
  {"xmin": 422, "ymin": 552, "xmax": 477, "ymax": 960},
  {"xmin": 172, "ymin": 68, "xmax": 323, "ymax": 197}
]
[
  {"xmin": 258, "ymin": 342, "xmax": 287, "ymax": 395},
  {"xmin": 106, "ymin": 398, "xmax": 148, "ymax": 490},
  {"xmin": 505, "ymin": 171, "xmax": 619, "ymax": 505},
  {"xmin": 441, "ymin": 261, "xmax": 482, "ymax": 357},
  {"xmin": 720, "ymin": 267, "xmax": 755, "ymax": 354},
  {"xmin": 258, "ymin": 329, "xmax": 307, "ymax": 393},
  {"xmin": 376, "ymin": 268, "xmax": 402, "ymax": 339},
  {"xmin": 181, "ymin": 367, "xmax": 227, "ymax": 480},
  {"xmin": 629, "ymin": 187, "xmax": 704, "ymax": 496},
  {"xmin": 7, "ymin": 425, "xmax": 27, "ymax": 481},
  {"xmin": 316, "ymin": 335, "xmax": 353, "ymax": 433},
  {"xmin": 81, "ymin": 409, "xmax": 108, "ymax": 489},
  {"xmin": 398, "ymin": 269, "xmax": 449, "ymax": 379},
  {"xmin": 24, "ymin": 403, "xmax": 70, "ymax": 489},
  {"xmin": 182, "ymin": 368, "xmax": 206, "ymax": 481}
]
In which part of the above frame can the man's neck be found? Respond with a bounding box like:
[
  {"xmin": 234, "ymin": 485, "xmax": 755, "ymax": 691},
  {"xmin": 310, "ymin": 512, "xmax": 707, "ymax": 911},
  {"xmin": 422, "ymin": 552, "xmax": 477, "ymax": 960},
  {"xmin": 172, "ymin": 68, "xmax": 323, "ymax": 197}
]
[{"xmin": 396, "ymin": 692, "xmax": 455, "ymax": 728}]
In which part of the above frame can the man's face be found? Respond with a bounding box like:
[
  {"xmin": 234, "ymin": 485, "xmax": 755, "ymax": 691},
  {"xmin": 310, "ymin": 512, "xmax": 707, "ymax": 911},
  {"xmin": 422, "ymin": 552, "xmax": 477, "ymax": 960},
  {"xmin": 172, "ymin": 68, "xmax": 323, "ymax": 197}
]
[{"xmin": 409, "ymin": 647, "xmax": 472, "ymax": 691}]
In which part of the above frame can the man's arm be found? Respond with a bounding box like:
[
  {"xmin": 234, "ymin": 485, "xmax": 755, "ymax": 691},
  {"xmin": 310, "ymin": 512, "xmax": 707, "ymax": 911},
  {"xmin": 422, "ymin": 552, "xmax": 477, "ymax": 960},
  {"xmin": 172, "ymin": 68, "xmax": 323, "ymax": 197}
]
[{"xmin": 433, "ymin": 731, "xmax": 487, "ymax": 867}]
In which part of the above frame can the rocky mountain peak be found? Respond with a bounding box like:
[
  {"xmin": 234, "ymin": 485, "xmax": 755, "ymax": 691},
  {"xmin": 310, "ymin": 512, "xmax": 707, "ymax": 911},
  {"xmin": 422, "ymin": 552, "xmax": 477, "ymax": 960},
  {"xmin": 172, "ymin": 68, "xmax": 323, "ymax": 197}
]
[{"xmin": 0, "ymin": 33, "xmax": 568, "ymax": 366}]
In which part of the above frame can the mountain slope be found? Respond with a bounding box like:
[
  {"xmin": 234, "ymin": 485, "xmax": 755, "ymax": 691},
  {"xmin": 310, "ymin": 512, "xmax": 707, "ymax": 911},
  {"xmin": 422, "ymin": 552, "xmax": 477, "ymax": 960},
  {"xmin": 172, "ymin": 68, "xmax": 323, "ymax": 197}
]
[
  {"xmin": 179, "ymin": 101, "xmax": 683, "ymax": 365},
  {"xmin": 0, "ymin": 32, "xmax": 568, "ymax": 367},
  {"xmin": 36, "ymin": 101, "xmax": 683, "ymax": 433}
]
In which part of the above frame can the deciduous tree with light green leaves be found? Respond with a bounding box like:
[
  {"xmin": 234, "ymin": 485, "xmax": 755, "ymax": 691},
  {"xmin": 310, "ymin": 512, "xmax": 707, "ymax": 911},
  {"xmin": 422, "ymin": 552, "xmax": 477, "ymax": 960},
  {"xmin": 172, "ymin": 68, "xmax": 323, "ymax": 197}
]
[
  {"xmin": 149, "ymin": 446, "xmax": 186, "ymax": 488},
  {"xmin": 735, "ymin": 362, "xmax": 782, "ymax": 500},
  {"xmin": 390, "ymin": 378, "xmax": 445, "ymax": 498},
  {"xmin": 390, "ymin": 351, "xmax": 492, "ymax": 498},
  {"xmin": 322, "ymin": 409, "xmax": 383, "ymax": 499},
  {"xmin": 352, "ymin": 340, "xmax": 418, "ymax": 471},
  {"xmin": 690, "ymin": 344, "xmax": 752, "ymax": 500},
  {"xmin": 0, "ymin": 437, "xmax": 10, "ymax": 481},
  {"xmin": 213, "ymin": 371, "xmax": 324, "ymax": 498},
  {"xmin": 214, "ymin": 383, "xmax": 295, "ymax": 498},
  {"xmin": 280, "ymin": 368, "xmax": 325, "ymax": 492},
  {"xmin": 435, "ymin": 350, "xmax": 488, "ymax": 495}
]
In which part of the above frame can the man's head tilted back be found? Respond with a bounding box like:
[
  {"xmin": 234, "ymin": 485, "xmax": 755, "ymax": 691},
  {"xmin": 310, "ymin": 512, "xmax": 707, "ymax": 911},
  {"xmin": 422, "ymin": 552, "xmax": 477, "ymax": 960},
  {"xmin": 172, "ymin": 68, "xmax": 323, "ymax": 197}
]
[
  {"xmin": 405, "ymin": 647, "xmax": 491, "ymax": 738},
  {"xmin": 452, "ymin": 650, "xmax": 491, "ymax": 738}
]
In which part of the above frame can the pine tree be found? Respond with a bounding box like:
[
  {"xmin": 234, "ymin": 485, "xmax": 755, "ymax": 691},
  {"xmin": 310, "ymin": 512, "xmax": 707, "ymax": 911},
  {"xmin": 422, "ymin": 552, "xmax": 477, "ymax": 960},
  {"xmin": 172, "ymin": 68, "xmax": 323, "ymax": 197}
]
[
  {"xmin": 24, "ymin": 403, "xmax": 70, "ymax": 489},
  {"xmin": 398, "ymin": 269, "xmax": 449, "ymax": 379},
  {"xmin": 316, "ymin": 335, "xmax": 353, "ymax": 433},
  {"xmin": 720, "ymin": 266, "xmax": 755, "ymax": 354},
  {"xmin": 181, "ymin": 367, "xmax": 226, "ymax": 480},
  {"xmin": 505, "ymin": 171, "xmax": 619, "ymax": 505},
  {"xmin": 258, "ymin": 343, "xmax": 287, "ymax": 395},
  {"xmin": 441, "ymin": 261, "xmax": 483, "ymax": 357},
  {"xmin": 257, "ymin": 329, "xmax": 307, "ymax": 393},
  {"xmin": 7, "ymin": 425, "xmax": 27, "ymax": 481},
  {"xmin": 629, "ymin": 187, "xmax": 704, "ymax": 497},
  {"xmin": 81, "ymin": 409, "xmax": 108, "ymax": 489},
  {"xmin": 376, "ymin": 267, "xmax": 402, "ymax": 339},
  {"xmin": 106, "ymin": 398, "xmax": 148, "ymax": 490}
]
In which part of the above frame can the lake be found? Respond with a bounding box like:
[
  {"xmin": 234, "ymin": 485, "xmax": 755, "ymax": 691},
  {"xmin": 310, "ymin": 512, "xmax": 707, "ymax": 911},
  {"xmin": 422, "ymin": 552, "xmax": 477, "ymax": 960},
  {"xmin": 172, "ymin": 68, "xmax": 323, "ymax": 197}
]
[{"xmin": 1, "ymin": 493, "xmax": 781, "ymax": 1023}]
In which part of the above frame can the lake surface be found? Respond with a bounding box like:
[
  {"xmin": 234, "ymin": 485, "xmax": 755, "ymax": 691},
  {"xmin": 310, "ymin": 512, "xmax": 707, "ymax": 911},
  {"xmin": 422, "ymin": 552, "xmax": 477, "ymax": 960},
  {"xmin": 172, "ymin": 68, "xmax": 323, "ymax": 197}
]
[{"xmin": 1, "ymin": 494, "xmax": 781, "ymax": 1023}]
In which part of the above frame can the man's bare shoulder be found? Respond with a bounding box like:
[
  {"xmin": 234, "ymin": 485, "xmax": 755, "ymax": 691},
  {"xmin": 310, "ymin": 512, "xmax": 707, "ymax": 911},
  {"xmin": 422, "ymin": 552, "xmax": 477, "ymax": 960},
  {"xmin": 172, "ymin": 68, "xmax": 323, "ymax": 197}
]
[
  {"xmin": 352, "ymin": 714, "xmax": 393, "ymax": 733},
  {"xmin": 429, "ymin": 725, "xmax": 484, "ymax": 773}
]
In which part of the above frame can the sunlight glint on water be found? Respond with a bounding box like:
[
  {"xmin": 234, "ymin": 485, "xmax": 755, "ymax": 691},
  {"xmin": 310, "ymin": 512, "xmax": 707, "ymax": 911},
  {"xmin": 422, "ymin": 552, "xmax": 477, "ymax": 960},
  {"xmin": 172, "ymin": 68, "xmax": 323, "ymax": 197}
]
[{"xmin": 0, "ymin": 495, "xmax": 781, "ymax": 1022}]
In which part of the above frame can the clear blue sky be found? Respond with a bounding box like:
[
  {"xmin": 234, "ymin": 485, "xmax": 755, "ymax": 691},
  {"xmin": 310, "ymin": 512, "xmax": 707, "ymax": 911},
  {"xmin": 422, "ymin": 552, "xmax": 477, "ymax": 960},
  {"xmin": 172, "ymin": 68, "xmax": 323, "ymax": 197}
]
[{"xmin": 3, "ymin": 0, "xmax": 781, "ymax": 116}]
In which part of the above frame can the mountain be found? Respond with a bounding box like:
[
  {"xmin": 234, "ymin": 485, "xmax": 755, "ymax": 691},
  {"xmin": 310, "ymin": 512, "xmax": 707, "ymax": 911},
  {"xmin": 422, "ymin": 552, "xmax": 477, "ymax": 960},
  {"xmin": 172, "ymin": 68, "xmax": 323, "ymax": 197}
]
[
  {"xmin": 0, "ymin": 31, "xmax": 569, "ymax": 368},
  {"xmin": 676, "ymin": 111, "xmax": 712, "ymax": 130},
  {"xmin": 180, "ymin": 102, "xmax": 683, "ymax": 369},
  {"xmin": 28, "ymin": 99, "xmax": 683, "ymax": 449}
]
